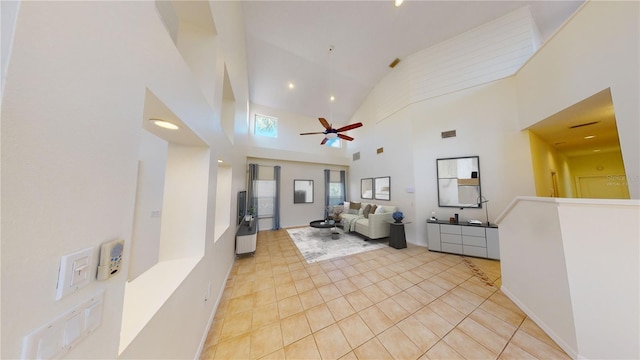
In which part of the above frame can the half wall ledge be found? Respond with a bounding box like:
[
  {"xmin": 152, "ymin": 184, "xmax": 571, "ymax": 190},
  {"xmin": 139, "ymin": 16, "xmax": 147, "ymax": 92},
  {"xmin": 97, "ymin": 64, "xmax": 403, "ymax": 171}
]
[{"xmin": 496, "ymin": 196, "xmax": 639, "ymax": 359}]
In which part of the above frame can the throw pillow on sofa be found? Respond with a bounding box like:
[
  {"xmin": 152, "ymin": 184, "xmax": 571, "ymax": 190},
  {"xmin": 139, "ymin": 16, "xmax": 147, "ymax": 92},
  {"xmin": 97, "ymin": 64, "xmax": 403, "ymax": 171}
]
[
  {"xmin": 370, "ymin": 204, "xmax": 378, "ymax": 214},
  {"xmin": 374, "ymin": 205, "xmax": 386, "ymax": 214},
  {"xmin": 363, "ymin": 204, "xmax": 372, "ymax": 218},
  {"xmin": 349, "ymin": 201, "xmax": 361, "ymax": 215}
]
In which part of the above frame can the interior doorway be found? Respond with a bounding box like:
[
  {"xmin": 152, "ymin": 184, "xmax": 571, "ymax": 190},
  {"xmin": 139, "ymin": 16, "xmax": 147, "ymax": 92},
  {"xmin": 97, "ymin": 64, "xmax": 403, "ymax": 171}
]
[
  {"xmin": 576, "ymin": 175, "xmax": 630, "ymax": 199},
  {"xmin": 527, "ymin": 88, "xmax": 629, "ymax": 199},
  {"xmin": 551, "ymin": 171, "xmax": 559, "ymax": 197}
]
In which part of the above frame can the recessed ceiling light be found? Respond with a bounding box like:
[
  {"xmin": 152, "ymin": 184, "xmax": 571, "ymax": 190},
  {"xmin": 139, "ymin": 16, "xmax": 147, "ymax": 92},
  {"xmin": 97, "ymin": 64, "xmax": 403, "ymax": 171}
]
[
  {"xmin": 288, "ymin": 82, "xmax": 295, "ymax": 89},
  {"xmin": 330, "ymin": 95, "xmax": 335, "ymax": 102},
  {"xmin": 149, "ymin": 118, "xmax": 179, "ymax": 130},
  {"xmin": 584, "ymin": 135, "xmax": 596, "ymax": 139},
  {"xmin": 218, "ymin": 159, "xmax": 223, "ymax": 163},
  {"xmin": 394, "ymin": 0, "xmax": 404, "ymax": 7}
]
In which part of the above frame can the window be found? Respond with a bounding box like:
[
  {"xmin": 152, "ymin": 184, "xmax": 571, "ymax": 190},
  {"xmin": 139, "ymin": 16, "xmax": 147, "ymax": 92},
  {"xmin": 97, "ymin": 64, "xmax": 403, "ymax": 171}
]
[
  {"xmin": 326, "ymin": 138, "xmax": 341, "ymax": 148},
  {"xmin": 254, "ymin": 114, "xmax": 277, "ymax": 137},
  {"xmin": 329, "ymin": 182, "xmax": 343, "ymax": 206},
  {"xmin": 254, "ymin": 180, "xmax": 276, "ymax": 217}
]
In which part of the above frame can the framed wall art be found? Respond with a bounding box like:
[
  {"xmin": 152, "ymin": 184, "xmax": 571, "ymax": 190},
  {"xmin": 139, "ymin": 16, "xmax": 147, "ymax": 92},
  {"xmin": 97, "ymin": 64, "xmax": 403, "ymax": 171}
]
[
  {"xmin": 361, "ymin": 178, "xmax": 373, "ymax": 199},
  {"xmin": 293, "ymin": 180, "xmax": 314, "ymax": 204},
  {"xmin": 374, "ymin": 176, "xmax": 390, "ymax": 201}
]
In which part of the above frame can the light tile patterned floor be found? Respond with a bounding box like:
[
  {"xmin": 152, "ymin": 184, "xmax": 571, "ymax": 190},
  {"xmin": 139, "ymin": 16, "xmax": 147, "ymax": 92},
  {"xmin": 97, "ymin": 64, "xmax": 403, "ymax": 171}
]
[{"xmin": 201, "ymin": 229, "xmax": 570, "ymax": 360}]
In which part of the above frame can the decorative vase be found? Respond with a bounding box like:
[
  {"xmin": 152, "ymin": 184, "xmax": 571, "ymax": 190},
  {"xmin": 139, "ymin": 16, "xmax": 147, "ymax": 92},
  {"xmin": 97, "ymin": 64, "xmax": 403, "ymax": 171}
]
[{"xmin": 392, "ymin": 211, "xmax": 404, "ymax": 224}]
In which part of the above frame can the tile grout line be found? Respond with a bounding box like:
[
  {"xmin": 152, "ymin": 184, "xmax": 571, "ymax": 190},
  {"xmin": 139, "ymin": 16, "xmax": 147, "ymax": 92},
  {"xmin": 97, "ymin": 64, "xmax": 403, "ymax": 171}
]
[
  {"xmin": 207, "ymin": 230, "xmax": 551, "ymax": 360},
  {"xmin": 495, "ymin": 313, "xmax": 529, "ymax": 359}
]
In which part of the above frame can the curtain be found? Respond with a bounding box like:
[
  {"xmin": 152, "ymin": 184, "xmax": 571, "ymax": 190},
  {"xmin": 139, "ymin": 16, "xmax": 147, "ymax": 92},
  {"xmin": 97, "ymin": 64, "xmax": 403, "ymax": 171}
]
[
  {"xmin": 248, "ymin": 163, "xmax": 259, "ymax": 218},
  {"xmin": 273, "ymin": 166, "xmax": 281, "ymax": 230},
  {"xmin": 340, "ymin": 170, "xmax": 346, "ymax": 204},
  {"xmin": 324, "ymin": 169, "xmax": 330, "ymax": 219}
]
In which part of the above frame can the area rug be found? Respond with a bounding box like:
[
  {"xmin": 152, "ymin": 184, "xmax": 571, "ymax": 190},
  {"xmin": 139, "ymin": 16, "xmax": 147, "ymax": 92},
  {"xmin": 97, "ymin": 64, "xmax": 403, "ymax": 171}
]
[{"xmin": 287, "ymin": 226, "xmax": 387, "ymax": 263}]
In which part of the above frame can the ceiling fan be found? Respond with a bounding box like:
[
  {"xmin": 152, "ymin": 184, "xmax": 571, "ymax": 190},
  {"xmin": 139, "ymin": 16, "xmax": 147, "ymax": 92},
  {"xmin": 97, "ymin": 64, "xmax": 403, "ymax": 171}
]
[{"xmin": 300, "ymin": 117, "xmax": 363, "ymax": 145}]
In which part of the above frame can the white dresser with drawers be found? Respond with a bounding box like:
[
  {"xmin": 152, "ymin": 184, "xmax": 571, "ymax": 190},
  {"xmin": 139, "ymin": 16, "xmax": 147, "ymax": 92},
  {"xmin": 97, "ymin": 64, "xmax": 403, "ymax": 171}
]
[{"xmin": 426, "ymin": 220, "xmax": 499, "ymax": 260}]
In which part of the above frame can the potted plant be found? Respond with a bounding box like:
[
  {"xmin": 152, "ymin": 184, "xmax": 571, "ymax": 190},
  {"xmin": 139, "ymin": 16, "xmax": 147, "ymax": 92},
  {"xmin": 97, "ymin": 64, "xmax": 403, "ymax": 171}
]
[
  {"xmin": 392, "ymin": 211, "xmax": 404, "ymax": 223},
  {"xmin": 327, "ymin": 205, "xmax": 344, "ymax": 222}
]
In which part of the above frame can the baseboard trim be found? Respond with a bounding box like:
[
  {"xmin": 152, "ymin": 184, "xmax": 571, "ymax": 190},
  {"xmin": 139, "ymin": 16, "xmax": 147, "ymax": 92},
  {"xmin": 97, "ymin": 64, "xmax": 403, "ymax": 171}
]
[
  {"xmin": 193, "ymin": 260, "xmax": 235, "ymax": 360},
  {"xmin": 500, "ymin": 285, "xmax": 580, "ymax": 359}
]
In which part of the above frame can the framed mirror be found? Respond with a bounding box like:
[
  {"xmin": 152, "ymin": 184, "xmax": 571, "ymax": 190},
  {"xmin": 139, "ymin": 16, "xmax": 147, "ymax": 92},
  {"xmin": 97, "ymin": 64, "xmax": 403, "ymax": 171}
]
[
  {"xmin": 374, "ymin": 176, "xmax": 390, "ymax": 201},
  {"xmin": 293, "ymin": 180, "xmax": 314, "ymax": 203},
  {"xmin": 436, "ymin": 156, "xmax": 481, "ymax": 208},
  {"xmin": 361, "ymin": 178, "xmax": 373, "ymax": 199}
]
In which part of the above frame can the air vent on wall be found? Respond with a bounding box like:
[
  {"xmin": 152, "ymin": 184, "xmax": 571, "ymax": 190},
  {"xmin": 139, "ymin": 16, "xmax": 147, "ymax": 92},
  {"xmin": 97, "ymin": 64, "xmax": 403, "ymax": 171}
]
[
  {"xmin": 353, "ymin": 152, "xmax": 360, "ymax": 161},
  {"xmin": 569, "ymin": 121, "xmax": 599, "ymax": 129},
  {"xmin": 441, "ymin": 130, "xmax": 457, "ymax": 139},
  {"xmin": 377, "ymin": 147, "xmax": 384, "ymax": 154},
  {"xmin": 389, "ymin": 58, "xmax": 401, "ymax": 68}
]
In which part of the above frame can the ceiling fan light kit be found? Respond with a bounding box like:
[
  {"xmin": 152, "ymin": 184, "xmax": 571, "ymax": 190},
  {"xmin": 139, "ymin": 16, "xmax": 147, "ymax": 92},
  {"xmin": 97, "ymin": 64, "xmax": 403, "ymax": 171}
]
[
  {"xmin": 300, "ymin": 117, "xmax": 363, "ymax": 145},
  {"xmin": 297, "ymin": 46, "xmax": 363, "ymax": 145}
]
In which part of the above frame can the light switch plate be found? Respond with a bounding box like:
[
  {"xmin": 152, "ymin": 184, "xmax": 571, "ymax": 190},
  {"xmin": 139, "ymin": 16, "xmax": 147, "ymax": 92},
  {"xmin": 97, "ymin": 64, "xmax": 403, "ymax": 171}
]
[
  {"xmin": 64, "ymin": 313, "xmax": 83, "ymax": 346},
  {"xmin": 22, "ymin": 290, "xmax": 104, "ymax": 359},
  {"xmin": 56, "ymin": 247, "xmax": 93, "ymax": 300},
  {"xmin": 84, "ymin": 300, "xmax": 103, "ymax": 333}
]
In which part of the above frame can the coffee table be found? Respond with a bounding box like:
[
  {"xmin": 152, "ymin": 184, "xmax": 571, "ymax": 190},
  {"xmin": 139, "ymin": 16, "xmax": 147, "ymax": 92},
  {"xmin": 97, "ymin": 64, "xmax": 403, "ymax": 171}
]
[{"xmin": 309, "ymin": 220, "xmax": 343, "ymax": 239}]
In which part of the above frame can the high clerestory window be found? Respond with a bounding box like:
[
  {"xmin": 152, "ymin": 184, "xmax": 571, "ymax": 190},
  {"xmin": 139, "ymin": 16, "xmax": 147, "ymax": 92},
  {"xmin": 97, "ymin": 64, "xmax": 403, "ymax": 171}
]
[
  {"xmin": 326, "ymin": 138, "xmax": 341, "ymax": 148},
  {"xmin": 254, "ymin": 114, "xmax": 278, "ymax": 138}
]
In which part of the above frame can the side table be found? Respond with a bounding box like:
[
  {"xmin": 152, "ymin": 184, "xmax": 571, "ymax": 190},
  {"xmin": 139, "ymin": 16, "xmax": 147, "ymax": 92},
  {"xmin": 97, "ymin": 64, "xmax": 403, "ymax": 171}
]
[{"xmin": 389, "ymin": 222, "xmax": 408, "ymax": 249}]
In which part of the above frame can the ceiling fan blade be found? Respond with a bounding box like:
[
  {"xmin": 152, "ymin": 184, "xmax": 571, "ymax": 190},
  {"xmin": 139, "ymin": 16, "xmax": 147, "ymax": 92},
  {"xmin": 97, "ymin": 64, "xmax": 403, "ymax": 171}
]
[
  {"xmin": 336, "ymin": 122, "xmax": 363, "ymax": 132},
  {"xmin": 338, "ymin": 134, "xmax": 354, "ymax": 141},
  {"xmin": 319, "ymin": 117, "xmax": 332, "ymax": 130},
  {"xmin": 320, "ymin": 137, "xmax": 328, "ymax": 145},
  {"xmin": 300, "ymin": 132, "xmax": 325, "ymax": 135}
]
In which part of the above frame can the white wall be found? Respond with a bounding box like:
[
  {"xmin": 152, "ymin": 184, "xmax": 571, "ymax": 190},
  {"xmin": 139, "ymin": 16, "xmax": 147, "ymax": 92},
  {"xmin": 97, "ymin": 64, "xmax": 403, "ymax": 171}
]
[
  {"xmin": 128, "ymin": 131, "xmax": 167, "ymax": 281},
  {"xmin": 1, "ymin": 1, "xmax": 249, "ymax": 359},
  {"xmin": 516, "ymin": 1, "xmax": 640, "ymax": 199},
  {"xmin": 344, "ymin": 1, "xmax": 639, "ymax": 247},
  {"xmin": 497, "ymin": 197, "xmax": 639, "ymax": 359},
  {"xmin": 348, "ymin": 77, "xmax": 536, "ymax": 248},
  {"xmin": 497, "ymin": 198, "xmax": 578, "ymax": 356},
  {"xmin": 344, "ymin": 7, "xmax": 542, "ymax": 248},
  {"xmin": 558, "ymin": 201, "xmax": 639, "ymax": 359}
]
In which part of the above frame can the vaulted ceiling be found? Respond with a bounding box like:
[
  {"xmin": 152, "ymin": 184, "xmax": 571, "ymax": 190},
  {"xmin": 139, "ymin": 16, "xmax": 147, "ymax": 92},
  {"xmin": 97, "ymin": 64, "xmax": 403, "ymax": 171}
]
[{"xmin": 242, "ymin": 1, "xmax": 584, "ymax": 126}]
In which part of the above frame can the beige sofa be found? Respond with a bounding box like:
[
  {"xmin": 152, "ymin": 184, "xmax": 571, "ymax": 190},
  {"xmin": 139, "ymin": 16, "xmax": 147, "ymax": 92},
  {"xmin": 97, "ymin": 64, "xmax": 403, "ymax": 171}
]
[{"xmin": 339, "ymin": 202, "xmax": 397, "ymax": 240}]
